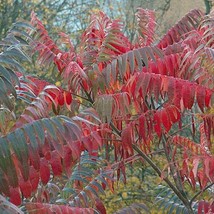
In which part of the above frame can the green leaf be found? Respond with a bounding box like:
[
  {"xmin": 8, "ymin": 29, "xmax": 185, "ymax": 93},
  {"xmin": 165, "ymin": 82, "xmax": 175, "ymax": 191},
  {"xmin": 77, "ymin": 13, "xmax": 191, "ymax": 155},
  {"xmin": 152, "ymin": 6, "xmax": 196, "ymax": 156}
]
[
  {"xmin": 24, "ymin": 123, "xmax": 38, "ymax": 149},
  {"xmin": 134, "ymin": 49, "xmax": 143, "ymax": 72},
  {"xmin": 17, "ymin": 90, "xmax": 36, "ymax": 99},
  {"xmin": 111, "ymin": 59, "xmax": 117, "ymax": 80},
  {"xmin": 0, "ymin": 55, "xmax": 23, "ymax": 72},
  {"xmin": 62, "ymin": 187, "xmax": 76, "ymax": 195},
  {"xmin": 122, "ymin": 54, "xmax": 128, "ymax": 76},
  {"xmin": 12, "ymin": 21, "xmax": 34, "ymax": 30},
  {"xmin": 0, "ymin": 138, "xmax": 18, "ymax": 187},
  {"xmin": 128, "ymin": 51, "xmax": 135, "ymax": 73},
  {"xmin": 42, "ymin": 118, "xmax": 57, "ymax": 140},
  {"xmin": 0, "ymin": 81, "xmax": 14, "ymax": 111},
  {"xmin": 139, "ymin": 48, "xmax": 148, "ymax": 68},
  {"xmin": 70, "ymin": 174, "xmax": 88, "ymax": 183},
  {"xmin": 85, "ymin": 185, "xmax": 99, "ymax": 198},
  {"xmin": 0, "ymin": 65, "xmax": 13, "ymax": 82},
  {"xmin": 91, "ymin": 180, "xmax": 105, "ymax": 194},
  {"xmin": 11, "ymin": 130, "xmax": 29, "ymax": 181},
  {"xmin": 80, "ymin": 191, "xmax": 88, "ymax": 206},
  {"xmin": 96, "ymin": 175, "xmax": 108, "ymax": 186},
  {"xmin": 4, "ymin": 47, "xmax": 31, "ymax": 62},
  {"xmin": 72, "ymin": 116, "xmax": 97, "ymax": 126},
  {"xmin": 9, "ymin": 28, "xmax": 32, "ymax": 40},
  {"xmin": 0, "ymin": 138, "xmax": 11, "ymax": 173},
  {"xmin": 0, "ymin": 169, "xmax": 9, "ymax": 195},
  {"xmin": 14, "ymin": 36, "xmax": 29, "ymax": 45},
  {"xmin": 51, "ymin": 117, "xmax": 65, "ymax": 133},
  {"xmin": 60, "ymin": 116, "xmax": 82, "ymax": 140},
  {"xmin": 55, "ymin": 198, "xmax": 67, "ymax": 204},
  {"xmin": 1, "ymin": 76, "xmax": 16, "ymax": 98},
  {"xmin": 32, "ymin": 121, "xmax": 45, "ymax": 145}
]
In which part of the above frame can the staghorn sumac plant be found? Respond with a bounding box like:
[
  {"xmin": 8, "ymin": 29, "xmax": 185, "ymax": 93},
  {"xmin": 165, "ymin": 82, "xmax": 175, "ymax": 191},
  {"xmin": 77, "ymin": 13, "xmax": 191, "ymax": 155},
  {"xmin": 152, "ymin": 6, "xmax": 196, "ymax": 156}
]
[{"xmin": 0, "ymin": 7, "xmax": 213, "ymax": 214}]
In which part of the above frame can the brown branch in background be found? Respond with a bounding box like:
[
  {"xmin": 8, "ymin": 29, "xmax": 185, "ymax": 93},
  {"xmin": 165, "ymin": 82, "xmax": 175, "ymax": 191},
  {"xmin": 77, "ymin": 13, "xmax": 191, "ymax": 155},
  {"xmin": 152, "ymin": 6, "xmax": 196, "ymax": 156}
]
[
  {"xmin": 190, "ymin": 182, "xmax": 214, "ymax": 206},
  {"xmin": 132, "ymin": 144, "xmax": 194, "ymax": 214},
  {"xmin": 157, "ymin": 0, "xmax": 171, "ymax": 21}
]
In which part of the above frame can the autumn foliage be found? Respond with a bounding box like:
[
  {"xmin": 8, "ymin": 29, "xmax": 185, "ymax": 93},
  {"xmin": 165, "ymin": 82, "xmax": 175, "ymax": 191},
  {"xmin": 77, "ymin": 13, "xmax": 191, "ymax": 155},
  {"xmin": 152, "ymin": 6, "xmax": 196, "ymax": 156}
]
[{"xmin": 0, "ymin": 7, "xmax": 213, "ymax": 214}]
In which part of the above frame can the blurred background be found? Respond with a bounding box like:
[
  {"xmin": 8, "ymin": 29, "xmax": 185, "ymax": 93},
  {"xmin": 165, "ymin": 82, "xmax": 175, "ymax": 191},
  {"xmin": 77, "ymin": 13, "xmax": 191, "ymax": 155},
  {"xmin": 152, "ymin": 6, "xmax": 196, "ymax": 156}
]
[{"xmin": 0, "ymin": 0, "xmax": 212, "ymax": 43}]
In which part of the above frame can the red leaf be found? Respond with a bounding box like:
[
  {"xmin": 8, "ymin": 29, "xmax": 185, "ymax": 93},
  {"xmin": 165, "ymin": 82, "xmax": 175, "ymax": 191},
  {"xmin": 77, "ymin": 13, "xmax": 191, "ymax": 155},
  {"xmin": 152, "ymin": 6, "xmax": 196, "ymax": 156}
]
[
  {"xmin": 47, "ymin": 90, "xmax": 57, "ymax": 100},
  {"xmin": 26, "ymin": 203, "xmax": 94, "ymax": 214},
  {"xmin": 167, "ymin": 77, "xmax": 176, "ymax": 101},
  {"xmin": 28, "ymin": 145, "xmax": 40, "ymax": 170},
  {"xmin": 50, "ymin": 151, "xmax": 63, "ymax": 176},
  {"xmin": 19, "ymin": 178, "xmax": 32, "ymax": 198},
  {"xmin": 182, "ymin": 84, "xmax": 195, "ymax": 109},
  {"xmin": 182, "ymin": 159, "xmax": 188, "ymax": 176},
  {"xmin": 189, "ymin": 170, "xmax": 196, "ymax": 189},
  {"xmin": 166, "ymin": 105, "xmax": 180, "ymax": 123},
  {"xmin": 161, "ymin": 109, "xmax": 171, "ymax": 132},
  {"xmin": 91, "ymin": 131, "xmax": 103, "ymax": 148},
  {"xmin": 192, "ymin": 158, "xmax": 200, "ymax": 178},
  {"xmin": 209, "ymin": 158, "xmax": 214, "ymax": 181},
  {"xmin": 95, "ymin": 198, "xmax": 107, "ymax": 214},
  {"xmin": 151, "ymin": 76, "xmax": 161, "ymax": 101},
  {"xmin": 141, "ymin": 73, "xmax": 151, "ymax": 99},
  {"xmin": 204, "ymin": 157, "xmax": 214, "ymax": 182},
  {"xmin": 58, "ymin": 92, "xmax": 64, "ymax": 106},
  {"xmin": 198, "ymin": 201, "xmax": 203, "ymax": 214},
  {"xmin": 64, "ymin": 91, "xmax": 72, "ymax": 105},
  {"xmin": 63, "ymin": 145, "xmax": 73, "ymax": 173},
  {"xmin": 149, "ymin": 62, "xmax": 157, "ymax": 74},
  {"xmin": 205, "ymin": 89, "xmax": 212, "ymax": 107},
  {"xmin": 29, "ymin": 166, "xmax": 39, "ymax": 192},
  {"xmin": 161, "ymin": 76, "xmax": 169, "ymax": 92},
  {"xmin": 153, "ymin": 112, "xmax": 162, "ymax": 137},
  {"xmin": 42, "ymin": 140, "xmax": 51, "ymax": 160},
  {"xmin": 173, "ymin": 80, "xmax": 182, "ymax": 108},
  {"xmin": 82, "ymin": 136, "xmax": 94, "ymax": 155},
  {"xmin": 40, "ymin": 158, "xmax": 50, "ymax": 185},
  {"xmin": 121, "ymin": 125, "xmax": 133, "ymax": 156},
  {"xmin": 0, "ymin": 172, "xmax": 10, "ymax": 196},
  {"xmin": 197, "ymin": 201, "xmax": 214, "ymax": 214},
  {"xmin": 198, "ymin": 170, "xmax": 209, "ymax": 189},
  {"xmin": 9, "ymin": 187, "xmax": 21, "ymax": 206},
  {"xmin": 196, "ymin": 87, "xmax": 206, "ymax": 112},
  {"xmin": 67, "ymin": 140, "xmax": 83, "ymax": 159}
]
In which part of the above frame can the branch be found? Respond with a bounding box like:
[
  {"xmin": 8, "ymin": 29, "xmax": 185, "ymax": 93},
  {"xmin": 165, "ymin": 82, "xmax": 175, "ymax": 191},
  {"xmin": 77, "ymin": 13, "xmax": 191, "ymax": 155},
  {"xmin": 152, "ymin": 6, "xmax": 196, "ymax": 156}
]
[
  {"xmin": 132, "ymin": 144, "xmax": 194, "ymax": 214},
  {"xmin": 157, "ymin": 0, "xmax": 171, "ymax": 20},
  {"xmin": 190, "ymin": 182, "xmax": 214, "ymax": 205},
  {"xmin": 80, "ymin": 82, "xmax": 94, "ymax": 104},
  {"xmin": 70, "ymin": 92, "xmax": 91, "ymax": 102},
  {"xmin": 162, "ymin": 134, "xmax": 186, "ymax": 196},
  {"xmin": 110, "ymin": 121, "xmax": 121, "ymax": 136}
]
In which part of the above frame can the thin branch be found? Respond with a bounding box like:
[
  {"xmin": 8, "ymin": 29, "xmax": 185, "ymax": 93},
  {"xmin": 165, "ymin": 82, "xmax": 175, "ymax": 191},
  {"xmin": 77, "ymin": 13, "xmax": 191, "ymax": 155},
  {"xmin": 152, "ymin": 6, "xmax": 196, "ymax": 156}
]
[
  {"xmin": 162, "ymin": 134, "xmax": 186, "ymax": 196},
  {"xmin": 110, "ymin": 121, "xmax": 121, "ymax": 136},
  {"xmin": 190, "ymin": 182, "xmax": 214, "ymax": 205},
  {"xmin": 70, "ymin": 92, "xmax": 90, "ymax": 102},
  {"xmin": 132, "ymin": 144, "xmax": 194, "ymax": 214},
  {"xmin": 80, "ymin": 82, "xmax": 94, "ymax": 104},
  {"xmin": 167, "ymin": 123, "xmax": 192, "ymax": 137}
]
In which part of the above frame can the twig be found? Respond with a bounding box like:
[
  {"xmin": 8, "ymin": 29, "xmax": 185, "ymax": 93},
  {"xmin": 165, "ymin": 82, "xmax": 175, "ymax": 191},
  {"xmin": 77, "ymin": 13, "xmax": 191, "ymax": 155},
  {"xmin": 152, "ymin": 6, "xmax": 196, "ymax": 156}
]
[
  {"xmin": 190, "ymin": 182, "xmax": 214, "ymax": 205},
  {"xmin": 70, "ymin": 92, "xmax": 90, "ymax": 102},
  {"xmin": 132, "ymin": 144, "xmax": 194, "ymax": 214}
]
